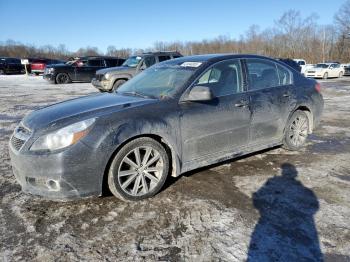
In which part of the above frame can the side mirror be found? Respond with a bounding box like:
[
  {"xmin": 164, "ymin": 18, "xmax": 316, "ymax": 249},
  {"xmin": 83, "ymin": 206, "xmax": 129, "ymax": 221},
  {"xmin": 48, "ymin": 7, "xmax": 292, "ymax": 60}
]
[{"xmin": 184, "ymin": 85, "xmax": 213, "ymax": 102}]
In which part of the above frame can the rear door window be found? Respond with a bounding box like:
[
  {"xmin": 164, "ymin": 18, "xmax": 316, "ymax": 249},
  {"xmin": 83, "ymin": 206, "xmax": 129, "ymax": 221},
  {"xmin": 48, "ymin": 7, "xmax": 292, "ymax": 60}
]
[
  {"xmin": 276, "ymin": 64, "xmax": 292, "ymax": 85},
  {"xmin": 246, "ymin": 59, "xmax": 280, "ymax": 90}
]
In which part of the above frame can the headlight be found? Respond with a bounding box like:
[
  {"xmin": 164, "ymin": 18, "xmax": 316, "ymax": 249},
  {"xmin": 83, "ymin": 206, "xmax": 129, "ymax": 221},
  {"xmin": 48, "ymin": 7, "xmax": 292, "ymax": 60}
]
[
  {"xmin": 104, "ymin": 73, "xmax": 110, "ymax": 80},
  {"xmin": 30, "ymin": 118, "xmax": 95, "ymax": 151},
  {"xmin": 47, "ymin": 68, "xmax": 55, "ymax": 74}
]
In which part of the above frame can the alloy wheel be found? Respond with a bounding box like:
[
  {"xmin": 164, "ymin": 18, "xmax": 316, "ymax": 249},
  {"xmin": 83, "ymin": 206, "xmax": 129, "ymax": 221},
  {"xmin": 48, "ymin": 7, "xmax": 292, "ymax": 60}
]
[
  {"xmin": 288, "ymin": 114, "xmax": 308, "ymax": 147},
  {"xmin": 117, "ymin": 146, "xmax": 164, "ymax": 197}
]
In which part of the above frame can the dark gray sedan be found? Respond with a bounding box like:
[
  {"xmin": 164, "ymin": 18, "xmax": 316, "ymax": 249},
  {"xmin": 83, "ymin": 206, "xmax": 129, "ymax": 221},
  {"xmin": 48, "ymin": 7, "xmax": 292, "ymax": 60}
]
[{"xmin": 9, "ymin": 54, "xmax": 323, "ymax": 201}]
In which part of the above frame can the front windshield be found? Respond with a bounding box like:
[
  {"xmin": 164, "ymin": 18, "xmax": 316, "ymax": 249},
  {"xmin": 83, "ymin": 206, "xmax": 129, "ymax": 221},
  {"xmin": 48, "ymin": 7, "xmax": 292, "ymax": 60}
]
[
  {"xmin": 122, "ymin": 56, "xmax": 142, "ymax": 68},
  {"xmin": 315, "ymin": 63, "xmax": 329, "ymax": 68},
  {"xmin": 117, "ymin": 65, "xmax": 196, "ymax": 99}
]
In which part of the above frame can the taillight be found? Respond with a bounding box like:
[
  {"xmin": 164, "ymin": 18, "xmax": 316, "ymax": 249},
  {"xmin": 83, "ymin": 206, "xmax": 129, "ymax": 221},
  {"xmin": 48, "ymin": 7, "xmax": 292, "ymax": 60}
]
[{"xmin": 315, "ymin": 82, "xmax": 321, "ymax": 93}]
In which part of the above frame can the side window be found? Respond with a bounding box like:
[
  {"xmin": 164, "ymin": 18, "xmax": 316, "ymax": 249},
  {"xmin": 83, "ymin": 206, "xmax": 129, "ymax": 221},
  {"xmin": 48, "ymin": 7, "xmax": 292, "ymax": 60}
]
[
  {"xmin": 144, "ymin": 56, "xmax": 156, "ymax": 67},
  {"xmin": 246, "ymin": 59, "xmax": 280, "ymax": 90},
  {"xmin": 194, "ymin": 59, "xmax": 243, "ymax": 97},
  {"xmin": 298, "ymin": 61, "xmax": 305, "ymax": 66},
  {"xmin": 158, "ymin": 55, "xmax": 171, "ymax": 62},
  {"xmin": 105, "ymin": 59, "xmax": 120, "ymax": 67},
  {"xmin": 276, "ymin": 64, "xmax": 292, "ymax": 86},
  {"xmin": 87, "ymin": 60, "xmax": 103, "ymax": 67}
]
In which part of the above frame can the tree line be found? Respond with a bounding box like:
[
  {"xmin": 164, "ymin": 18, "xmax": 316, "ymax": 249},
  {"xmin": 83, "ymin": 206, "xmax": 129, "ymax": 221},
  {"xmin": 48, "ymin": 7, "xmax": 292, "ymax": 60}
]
[{"xmin": 1, "ymin": 2, "xmax": 349, "ymax": 63}]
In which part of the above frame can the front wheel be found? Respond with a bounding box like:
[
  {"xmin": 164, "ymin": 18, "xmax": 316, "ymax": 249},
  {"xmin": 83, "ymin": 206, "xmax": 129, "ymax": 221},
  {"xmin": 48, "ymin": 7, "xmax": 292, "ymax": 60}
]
[
  {"xmin": 55, "ymin": 73, "xmax": 70, "ymax": 84},
  {"xmin": 108, "ymin": 137, "xmax": 169, "ymax": 201},
  {"xmin": 323, "ymin": 72, "xmax": 328, "ymax": 79},
  {"xmin": 339, "ymin": 72, "xmax": 343, "ymax": 78},
  {"xmin": 283, "ymin": 110, "xmax": 309, "ymax": 151},
  {"xmin": 112, "ymin": 79, "xmax": 126, "ymax": 92}
]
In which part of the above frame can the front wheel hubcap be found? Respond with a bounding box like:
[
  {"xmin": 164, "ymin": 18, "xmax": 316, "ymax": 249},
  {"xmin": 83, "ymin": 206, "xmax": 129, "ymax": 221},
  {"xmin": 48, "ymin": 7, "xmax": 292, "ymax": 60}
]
[
  {"xmin": 288, "ymin": 115, "xmax": 308, "ymax": 147},
  {"xmin": 117, "ymin": 146, "xmax": 163, "ymax": 196}
]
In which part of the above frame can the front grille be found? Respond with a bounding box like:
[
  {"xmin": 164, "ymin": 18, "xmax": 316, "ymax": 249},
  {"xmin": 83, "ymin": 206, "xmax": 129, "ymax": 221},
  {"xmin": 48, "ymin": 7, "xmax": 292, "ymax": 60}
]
[
  {"xmin": 95, "ymin": 74, "xmax": 103, "ymax": 81},
  {"xmin": 11, "ymin": 136, "xmax": 25, "ymax": 151},
  {"xmin": 11, "ymin": 124, "xmax": 31, "ymax": 151}
]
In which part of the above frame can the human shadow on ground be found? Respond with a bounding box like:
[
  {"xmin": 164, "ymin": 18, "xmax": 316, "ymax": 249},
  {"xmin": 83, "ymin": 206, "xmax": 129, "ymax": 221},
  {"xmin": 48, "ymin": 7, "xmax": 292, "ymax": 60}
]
[{"xmin": 247, "ymin": 163, "xmax": 323, "ymax": 261}]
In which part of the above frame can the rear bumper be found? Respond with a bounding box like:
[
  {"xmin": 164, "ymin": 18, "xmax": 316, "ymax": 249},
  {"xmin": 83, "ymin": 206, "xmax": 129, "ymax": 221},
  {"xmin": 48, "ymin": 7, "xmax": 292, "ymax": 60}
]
[{"xmin": 32, "ymin": 69, "xmax": 45, "ymax": 74}]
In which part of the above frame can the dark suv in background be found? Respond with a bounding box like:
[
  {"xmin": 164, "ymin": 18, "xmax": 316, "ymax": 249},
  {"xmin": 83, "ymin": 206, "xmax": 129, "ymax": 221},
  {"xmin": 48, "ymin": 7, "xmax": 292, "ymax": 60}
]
[
  {"xmin": 43, "ymin": 56, "xmax": 125, "ymax": 84},
  {"xmin": 0, "ymin": 57, "xmax": 24, "ymax": 75},
  {"xmin": 92, "ymin": 51, "xmax": 182, "ymax": 92}
]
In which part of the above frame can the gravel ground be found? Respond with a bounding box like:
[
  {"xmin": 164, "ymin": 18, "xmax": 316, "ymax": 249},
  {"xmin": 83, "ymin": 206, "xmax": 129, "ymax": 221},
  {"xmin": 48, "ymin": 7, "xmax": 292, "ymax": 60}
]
[{"xmin": 0, "ymin": 75, "xmax": 350, "ymax": 262}]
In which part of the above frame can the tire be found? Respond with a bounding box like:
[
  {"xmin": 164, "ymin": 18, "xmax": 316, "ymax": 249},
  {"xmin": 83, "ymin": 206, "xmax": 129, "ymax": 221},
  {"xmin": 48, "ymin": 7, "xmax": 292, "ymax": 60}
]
[
  {"xmin": 34, "ymin": 72, "xmax": 40, "ymax": 76},
  {"xmin": 108, "ymin": 137, "xmax": 169, "ymax": 201},
  {"xmin": 55, "ymin": 73, "xmax": 70, "ymax": 84},
  {"xmin": 283, "ymin": 110, "xmax": 309, "ymax": 151},
  {"xmin": 323, "ymin": 72, "xmax": 328, "ymax": 79},
  {"xmin": 339, "ymin": 72, "xmax": 343, "ymax": 78},
  {"xmin": 0, "ymin": 69, "xmax": 6, "ymax": 75},
  {"xmin": 112, "ymin": 79, "xmax": 127, "ymax": 92}
]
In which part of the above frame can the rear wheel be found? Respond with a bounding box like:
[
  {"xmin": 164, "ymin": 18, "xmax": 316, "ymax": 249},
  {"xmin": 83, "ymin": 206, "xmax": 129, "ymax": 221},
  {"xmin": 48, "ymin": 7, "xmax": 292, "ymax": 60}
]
[
  {"xmin": 323, "ymin": 72, "xmax": 328, "ymax": 79},
  {"xmin": 283, "ymin": 110, "xmax": 309, "ymax": 151},
  {"xmin": 55, "ymin": 73, "xmax": 70, "ymax": 84},
  {"xmin": 108, "ymin": 137, "xmax": 169, "ymax": 201},
  {"xmin": 112, "ymin": 79, "xmax": 126, "ymax": 92},
  {"xmin": 339, "ymin": 72, "xmax": 343, "ymax": 78}
]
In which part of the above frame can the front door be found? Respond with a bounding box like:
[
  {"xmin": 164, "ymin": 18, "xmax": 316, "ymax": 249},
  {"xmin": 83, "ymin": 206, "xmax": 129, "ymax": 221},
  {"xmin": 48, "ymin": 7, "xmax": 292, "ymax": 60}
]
[{"xmin": 180, "ymin": 59, "xmax": 251, "ymax": 164}]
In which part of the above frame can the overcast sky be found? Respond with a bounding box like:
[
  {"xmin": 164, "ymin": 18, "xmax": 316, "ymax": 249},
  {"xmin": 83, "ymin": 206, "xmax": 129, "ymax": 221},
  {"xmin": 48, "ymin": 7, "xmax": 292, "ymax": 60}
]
[{"xmin": 0, "ymin": 0, "xmax": 345, "ymax": 52}]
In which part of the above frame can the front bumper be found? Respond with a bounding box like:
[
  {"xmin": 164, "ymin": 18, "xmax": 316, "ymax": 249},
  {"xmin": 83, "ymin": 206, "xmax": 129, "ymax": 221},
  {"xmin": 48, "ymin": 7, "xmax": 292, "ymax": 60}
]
[
  {"xmin": 305, "ymin": 72, "xmax": 324, "ymax": 78},
  {"xmin": 91, "ymin": 78, "xmax": 112, "ymax": 92},
  {"xmin": 43, "ymin": 73, "xmax": 56, "ymax": 83},
  {"xmin": 9, "ymin": 137, "xmax": 105, "ymax": 200}
]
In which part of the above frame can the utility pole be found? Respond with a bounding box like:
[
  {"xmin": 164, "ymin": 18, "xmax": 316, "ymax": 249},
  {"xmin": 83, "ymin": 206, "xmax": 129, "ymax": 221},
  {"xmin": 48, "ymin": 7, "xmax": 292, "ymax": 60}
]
[{"xmin": 322, "ymin": 27, "xmax": 326, "ymax": 63}]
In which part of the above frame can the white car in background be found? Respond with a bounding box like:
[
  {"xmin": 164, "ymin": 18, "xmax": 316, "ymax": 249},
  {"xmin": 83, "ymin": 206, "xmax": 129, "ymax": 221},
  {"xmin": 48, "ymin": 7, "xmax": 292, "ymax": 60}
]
[
  {"xmin": 293, "ymin": 59, "xmax": 307, "ymax": 75},
  {"xmin": 305, "ymin": 63, "xmax": 344, "ymax": 79}
]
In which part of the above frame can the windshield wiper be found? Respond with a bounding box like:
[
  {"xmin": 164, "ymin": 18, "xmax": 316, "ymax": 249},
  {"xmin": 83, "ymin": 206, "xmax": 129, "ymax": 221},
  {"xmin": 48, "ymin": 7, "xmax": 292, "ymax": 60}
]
[{"xmin": 120, "ymin": 91, "xmax": 156, "ymax": 99}]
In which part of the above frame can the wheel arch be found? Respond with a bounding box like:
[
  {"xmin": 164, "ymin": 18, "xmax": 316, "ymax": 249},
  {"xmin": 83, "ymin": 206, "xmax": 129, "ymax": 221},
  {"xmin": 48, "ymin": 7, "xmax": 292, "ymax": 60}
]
[
  {"xmin": 101, "ymin": 133, "xmax": 180, "ymax": 195},
  {"xmin": 287, "ymin": 105, "xmax": 313, "ymax": 134}
]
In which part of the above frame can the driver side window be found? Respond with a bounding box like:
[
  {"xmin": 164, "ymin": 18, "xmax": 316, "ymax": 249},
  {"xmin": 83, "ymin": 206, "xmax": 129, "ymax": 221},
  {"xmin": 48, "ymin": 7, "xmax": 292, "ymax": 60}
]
[{"xmin": 195, "ymin": 59, "xmax": 243, "ymax": 97}]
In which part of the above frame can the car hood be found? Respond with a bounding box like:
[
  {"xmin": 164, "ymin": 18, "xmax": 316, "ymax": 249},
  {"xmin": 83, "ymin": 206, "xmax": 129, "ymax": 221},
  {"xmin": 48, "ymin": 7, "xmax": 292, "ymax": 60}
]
[
  {"xmin": 23, "ymin": 93, "xmax": 156, "ymax": 131},
  {"xmin": 96, "ymin": 66, "xmax": 135, "ymax": 75},
  {"xmin": 312, "ymin": 68, "xmax": 327, "ymax": 72},
  {"xmin": 46, "ymin": 63, "xmax": 72, "ymax": 69}
]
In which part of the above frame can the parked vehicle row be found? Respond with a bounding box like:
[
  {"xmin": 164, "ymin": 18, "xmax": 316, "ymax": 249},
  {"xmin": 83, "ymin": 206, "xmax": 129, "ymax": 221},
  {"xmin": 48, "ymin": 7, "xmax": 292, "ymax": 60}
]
[
  {"xmin": 9, "ymin": 54, "xmax": 324, "ymax": 201},
  {"xmin": 31, "ymin": 59, "xmax": 65, "ymax": 75},
  {"xmin": 305, "ymin": 63, "xmax": 344, "ymax": 79},
  {"xmin": 0, "ymin": 57, "xmax": 24, "ymax": 74},
  {"xmin": 43, "ymin": 56, "xmax": 125, "ymax": 84},
  {"xmin": 92, "ymin": 51, "xmax": 182, "ymax": 91}
]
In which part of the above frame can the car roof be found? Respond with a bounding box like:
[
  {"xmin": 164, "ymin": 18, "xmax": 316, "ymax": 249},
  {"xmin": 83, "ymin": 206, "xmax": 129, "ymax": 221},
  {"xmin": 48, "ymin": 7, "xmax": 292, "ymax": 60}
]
[{"xmin": 162, "ymin": 53, "xmax": 278, "ymax": 64}]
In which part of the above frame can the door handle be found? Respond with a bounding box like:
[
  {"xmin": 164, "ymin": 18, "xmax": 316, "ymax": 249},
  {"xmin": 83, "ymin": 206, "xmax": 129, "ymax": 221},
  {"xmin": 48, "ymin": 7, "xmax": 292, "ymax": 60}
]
[{"xmin": 235, "ymin": 100, "xmax": 249, "ymax": 107}]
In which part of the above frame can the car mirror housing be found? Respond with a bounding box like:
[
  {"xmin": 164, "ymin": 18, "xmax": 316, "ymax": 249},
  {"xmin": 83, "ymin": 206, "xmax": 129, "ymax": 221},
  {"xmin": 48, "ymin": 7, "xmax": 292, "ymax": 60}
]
[{"xmin": 184, "ymin": 85, "xmax": 214, "ymax": 102}]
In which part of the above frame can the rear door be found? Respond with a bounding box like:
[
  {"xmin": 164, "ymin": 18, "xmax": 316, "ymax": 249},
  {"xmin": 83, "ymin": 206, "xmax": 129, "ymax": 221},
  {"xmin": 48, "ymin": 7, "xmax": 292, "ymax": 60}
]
[
  {"xmin": 245, "ymin": 58, "xmax": 294, "ymax": 145},
  {"xmin": 180, "ymin": 59, "xmax": 251, "ymax": 164}
]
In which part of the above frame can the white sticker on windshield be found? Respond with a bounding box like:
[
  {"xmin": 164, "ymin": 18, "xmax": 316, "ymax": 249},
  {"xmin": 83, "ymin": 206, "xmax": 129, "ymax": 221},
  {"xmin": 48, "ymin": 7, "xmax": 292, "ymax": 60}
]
[
  {"xmin": 180, "ymin": 62, "xmax": 202, "ymax": 67},
  {"xmin": 136, "ymin": 56, "xmax": 142, "ymax": 60}
]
